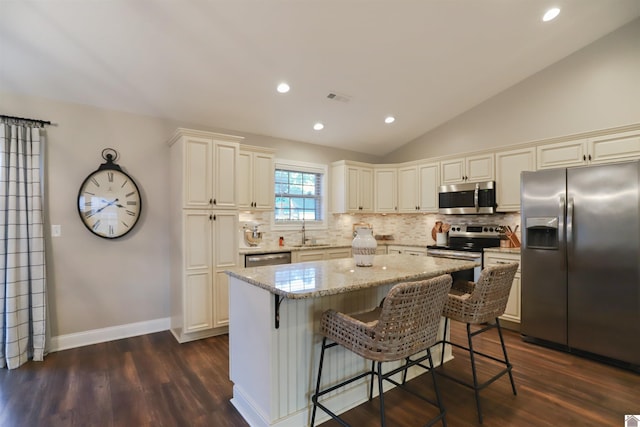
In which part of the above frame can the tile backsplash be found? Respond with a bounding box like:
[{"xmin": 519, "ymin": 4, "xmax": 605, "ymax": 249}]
[{"xmin": 239, "ymin": 211, "xmax": 521, "ymax": 248}]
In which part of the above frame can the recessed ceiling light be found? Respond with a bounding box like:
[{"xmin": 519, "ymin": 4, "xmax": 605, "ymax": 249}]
[
  {"xmin": 384, "ymin": 116, "xmax": 395, "ymax": 124},
  {"xmin": 313, "ymin": 122, "xmax": 324, "ymax": 131},
  {"xmin": 277, "ymin": 82, "xmax": 290, "ymax": 93},
  {"xmin": 542, "ymin": 7, "xmax": 560, "ymax": 22}
]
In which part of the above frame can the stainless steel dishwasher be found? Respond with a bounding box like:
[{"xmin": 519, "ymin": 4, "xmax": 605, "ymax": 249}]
[{"xmin": 244, "ymin": 251, "xmax": 292, "ymax": 267}]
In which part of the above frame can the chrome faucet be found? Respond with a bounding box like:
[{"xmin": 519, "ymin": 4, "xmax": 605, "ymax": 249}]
[{"xmin": 301, "ymin": 218, "xmax": 306, "ymax": 245}]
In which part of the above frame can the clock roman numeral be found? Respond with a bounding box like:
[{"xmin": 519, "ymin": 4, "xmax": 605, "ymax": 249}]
[
  {"xmin": 126, "ymin": 201, "xmax": 137, "ymax": 206},
  {"xmin": 107, "ymin": 172, "xmax": 114, "ymax": 183},
  {"xmin": 126, "ymin": 210, "xmax": 136, "ymax": 216},
  {"xmin": 84, "ymin": 210, "xmax": 96, "ymax": 218},
  {"xmin": 90, "ymin": 177, "xmax": 100, "ymax": 187},
  {"xmin": 125, "ymin": 191, "xmax": 136, "ymax": 198},
  {"xmin": 121, "ymin": 179, "xmax": 129, "ymax": 188},
  {"xmin": 92, "ymin": 220, "xmax": 101, "ymax": 231},
  {"xmin": 121, "ymin": 221, "xmax": 130, "ymax": 228},
  {"xmin": 108, "ymin": 225, "xmax": 114, "ymax": 236}
]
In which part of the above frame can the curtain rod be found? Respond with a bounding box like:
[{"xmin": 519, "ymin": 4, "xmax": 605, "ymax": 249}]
[{"xmin": 0, "ymin": 114, "xmax": 52, "ymax": 127}]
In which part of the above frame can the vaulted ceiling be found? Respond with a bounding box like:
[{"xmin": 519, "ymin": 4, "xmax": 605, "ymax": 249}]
[{"xmin": 1, "ymin": 1, "xmax": 639, "ymax": 156}]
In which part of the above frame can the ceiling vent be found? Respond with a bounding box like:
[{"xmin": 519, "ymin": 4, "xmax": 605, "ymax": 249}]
[{"xmin": 326, "ymin": 92, "xmax": 352, "ymax": 103}]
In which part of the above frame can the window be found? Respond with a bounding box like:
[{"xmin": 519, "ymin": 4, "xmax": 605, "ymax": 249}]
[{"xmin": 273, "ymin": 160, "xmax": 327, "ymax": 228}]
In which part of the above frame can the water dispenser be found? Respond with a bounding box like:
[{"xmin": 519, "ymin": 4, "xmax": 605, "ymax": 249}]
[{"xmin": 525, "ymin": 217, "xmax": 559, "ymax": 249}]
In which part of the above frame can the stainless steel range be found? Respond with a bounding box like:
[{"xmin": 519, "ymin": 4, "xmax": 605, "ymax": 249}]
[{"xmin": 427, "ymin": 224, "xmax": 501, "ymax": 281}]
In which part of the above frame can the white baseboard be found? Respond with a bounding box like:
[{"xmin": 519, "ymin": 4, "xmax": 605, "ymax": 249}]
[{"xmin": 49, "ymin": 317, "xmax": 170, "ymax": 352}]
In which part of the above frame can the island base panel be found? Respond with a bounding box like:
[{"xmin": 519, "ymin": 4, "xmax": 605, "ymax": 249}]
[{"xmin": 229, "ymin": 276, "xmax": 452, "ymax": 427}]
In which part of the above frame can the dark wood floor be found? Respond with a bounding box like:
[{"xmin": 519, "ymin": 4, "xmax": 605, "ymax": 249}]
[{"xmin": 1, "ymin": 322, "xmax": 638, "ymax": 426}]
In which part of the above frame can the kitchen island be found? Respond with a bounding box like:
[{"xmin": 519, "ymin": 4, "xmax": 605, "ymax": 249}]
[{"xmin": 225, "ymin": 254, "xmax": 479, "ymax": 427}]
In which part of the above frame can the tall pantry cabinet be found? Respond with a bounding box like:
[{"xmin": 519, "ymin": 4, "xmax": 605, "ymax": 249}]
[{"xmin": 168, "ymin": 128, "xmax": 242, "ymax": 343}]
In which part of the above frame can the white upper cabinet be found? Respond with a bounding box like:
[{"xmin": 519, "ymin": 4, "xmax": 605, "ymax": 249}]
[
  {"xmin": 374, "ymin": 166, "xmax": 397, "ymax": 213},
  {"xmin": 588, "ymin": 129, "xmax": 640, "ymax": 164},
  {"xmin": 169, "ymin": 128, "xmax": 242, "ymax": 209},
  {"xmin": 238, "ymin": 146, "xmax": 275, "ymax": 211},
  {"xmin": 495, "ymin": 147, "xmax": 536, "ymax": 212},
  {"xmin": 331, "ymin": 161, "xmax": 374, "ymax": 213},
  {"xmin": 537, "ymin": 130, "xmax": 640, "ymax": 169},
  {"xmin": 536, "ymin": 138, "xmax": 588, "ymax": 169},
  {"xmin": 397, "ymin": 161, "xmax": 439, "ymax": 213},
  {"xmin": 441, "ymin": 153, "xmax": 494, "ymax": 185}
]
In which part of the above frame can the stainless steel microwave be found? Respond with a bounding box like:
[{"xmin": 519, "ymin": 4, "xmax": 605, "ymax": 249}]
[{"xmin": 438, "ymin": 181, "xmax": 496, "ymax": 214}]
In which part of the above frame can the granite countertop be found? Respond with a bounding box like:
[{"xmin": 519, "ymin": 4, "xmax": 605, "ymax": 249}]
[
  {"xmin": 484, "ymin": 247, "xmax": 521, "ymax": 254},
  {"xmin": 225, "ymin": 254, "xmax": 479, "ymax": 299},
  {"xmin": 239, "ymin": 240, "xmax": 429, "ymax": 255}
]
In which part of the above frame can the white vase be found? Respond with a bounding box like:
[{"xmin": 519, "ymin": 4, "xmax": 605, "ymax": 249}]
[{"xmin": 352, "ymin": 227, "xmax": 377, "ymax": 267}]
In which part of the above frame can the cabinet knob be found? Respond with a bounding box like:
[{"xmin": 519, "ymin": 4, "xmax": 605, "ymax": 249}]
[
  {"xmin": 209, "ymin": 198, "xmax": 213, "ymax": 205},
  {"xmin": 588, "ymin": 154, "xmax": 592, "ymax": 161},
  {"xmin": 583, "ymin": 155, "xmax": 586, "ymax": 161},
  {"xmin": 209, "ymin": 214, "xmax": 213, "ymax": 220},
  {"xmin": 213, "ymin": 198, "xmax": 217, "ymax": 205}
]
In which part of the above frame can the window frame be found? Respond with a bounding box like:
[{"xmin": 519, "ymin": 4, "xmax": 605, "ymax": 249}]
[{"xmin": 271, "ymin": 159, "xmax": 328, "ymax": 231}]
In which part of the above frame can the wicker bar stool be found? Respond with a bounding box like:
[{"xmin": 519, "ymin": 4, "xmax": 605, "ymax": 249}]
[
  {"xmin": 310, "ymin": 274, "xmax": 453, "ymax": 427},
  {"xmin": 436, "ymin": 262, "xmax": 519, "ymax": 424}
]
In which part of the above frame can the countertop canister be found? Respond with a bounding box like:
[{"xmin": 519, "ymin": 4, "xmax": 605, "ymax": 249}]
[{"xmin": 352, "ymin": 227, "xmax": 377, "ymax": 266}]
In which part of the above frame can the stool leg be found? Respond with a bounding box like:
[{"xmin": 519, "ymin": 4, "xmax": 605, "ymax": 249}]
[
  {"xmin": 440, "ymin": 316, "xmax": 450, "ymax": 367},
  {"xmin": 369, "ymin": 360, "xmax": 376, "ymax": 400},
  {"xmin": 427, "ymin": 348, "xmax": 447, "ymax": 427},
  {"xmin": 495, "ymin": 318, "xmax": 517, "ymax": 396},
  {"xmin": 310, "ymin": 337, "xmax": 328, "ymax": 427},
  {"xmin": 466, "ymin": 323, "xmax": 483, "ymax": 424},
  {"xmin": 377, "ymin": 361, "xmax": 386, "ymax": 427}
]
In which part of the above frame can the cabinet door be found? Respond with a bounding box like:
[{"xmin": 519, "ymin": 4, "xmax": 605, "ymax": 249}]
[
  {"xmin": 466, "ymin": 153, "xmax": 494, "ymax": 182},
  {"xmin": 397, "ymin": 165, "xmax": 418, "ymax": 212},
  {"xmin": 184, "ymin": 137, "xmax": 213, "ymax": 208},
  {"xmin": 484, "ymin": 253, "xmax": 521, "ymax": 324},
  {"xmin": 588, "ymin": 129, "xmax": 640, "ymax": 165},
  {"xmin": 184, "ymin": 211, "xmax": 213, "ymax": 332},
  {"xmin": 503, "ymin": 273, "xmax": 521, "ymax": 322},
  {"xmin": 537, "ymin": 139, "xmax": 587, "ymax": 169},
  {"xmin": 212, "ymin": 140, "xmax": 238, "ymax": 209},
  {"xmin": 374, "ymin": 167, "xmax": 397, "ymax": 213},
  {"xmin": 295, "ymin": 250, "xmax": 325, "ymax": 262},
  {"xmin": 325, "ymin": 248, "xmax": 351, "ymax": 259},
  {"xmin": 346, "ymin": 166, "xmax": 361, "ymax": 212},
  {"xmin": 440, "ymin": 158, "xmax": 465, "ymax": 185},
  {"xmin": 213, "ymin": 212, "xmax": 238, "ymax": 328},
  {"xmin": 359, "ymin": 167, "xmax": 374, "ymax": 212},
  {"xmin": 417, "ymin": 162, "xmax": 439, "ymax": 212},
  {"xmin": 495, "ymin": 147, "xmax": 535, "ymax": 212},
  {"xmin": 252, "ymin": 152, "xmax": 275, "ymax": 210},
  {"xmin": 237, "ymin": 151, "xmax": 253, "ymax": 209}
]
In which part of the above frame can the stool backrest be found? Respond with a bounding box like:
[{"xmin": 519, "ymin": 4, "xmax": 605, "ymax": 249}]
[
  {"xmin": 464, "ymin": 262, "xmax": 519, "ymax": 324},
  {"xmin": 372, "ymin": 274, "xmax": 452, "ymax": 361}
]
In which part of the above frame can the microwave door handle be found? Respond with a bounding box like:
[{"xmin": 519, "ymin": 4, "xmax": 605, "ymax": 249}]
[{"xmin": 474, "ymin": 183, "xmax": 479, "ymax": 212}]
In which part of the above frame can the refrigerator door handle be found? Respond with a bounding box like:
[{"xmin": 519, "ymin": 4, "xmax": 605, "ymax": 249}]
[
  {"xmin": 559, "ymin": 196, "xmax": 566, "ymax": 233},
  {"xmin": 567, "ymin": 197, "xmax": 574, "ymax": 246}
]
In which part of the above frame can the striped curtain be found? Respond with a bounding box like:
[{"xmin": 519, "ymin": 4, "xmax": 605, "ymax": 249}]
[{"xmin": 0, "ymin": 123, "xmax": 47, "ymax": 369}]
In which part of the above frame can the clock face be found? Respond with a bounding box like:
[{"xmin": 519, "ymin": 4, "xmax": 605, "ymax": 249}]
[{"xmin": 77, "ymin": 168, "xmax": 142, "ymax": 239}]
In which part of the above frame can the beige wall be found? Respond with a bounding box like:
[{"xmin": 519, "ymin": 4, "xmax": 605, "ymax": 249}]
[
  {"xmin": 383, "ymin": 18, "xmax": 640, "ymax": 163},
  {"xmin": 0, "ymin": 92, "xmax": 378, "ymax": 338}
]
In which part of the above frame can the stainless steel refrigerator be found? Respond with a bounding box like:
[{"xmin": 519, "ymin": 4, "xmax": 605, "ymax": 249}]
[{"xmin": 520, "ymin": 161, "xmax": 640, "ymax": 367}]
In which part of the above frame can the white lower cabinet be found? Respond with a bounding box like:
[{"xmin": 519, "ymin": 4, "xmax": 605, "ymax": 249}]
[
  {"xmin": 292, "ymin": 247, "xmax": 351, "ymax": 263},
  {"xmin": 171, "ymin": 210, "xmax": 238, "ymax": 342},
  {"xmin": 387, "ymin": 245, "xmax": 426, "ymax": 256},
  {"xmin": 483, "ymin": 251, "xmax": 521, "ymax": 325}
]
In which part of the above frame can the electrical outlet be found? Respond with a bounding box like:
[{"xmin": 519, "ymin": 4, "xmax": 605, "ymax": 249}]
[{"xmin": 51, "ymin": 225, "xmax": 61, "ymax": 237}]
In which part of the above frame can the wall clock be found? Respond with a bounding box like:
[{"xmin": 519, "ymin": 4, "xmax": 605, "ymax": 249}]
[{"xmin": 77, "ymin": 148, "xmax": 142, "ymax": 239}]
